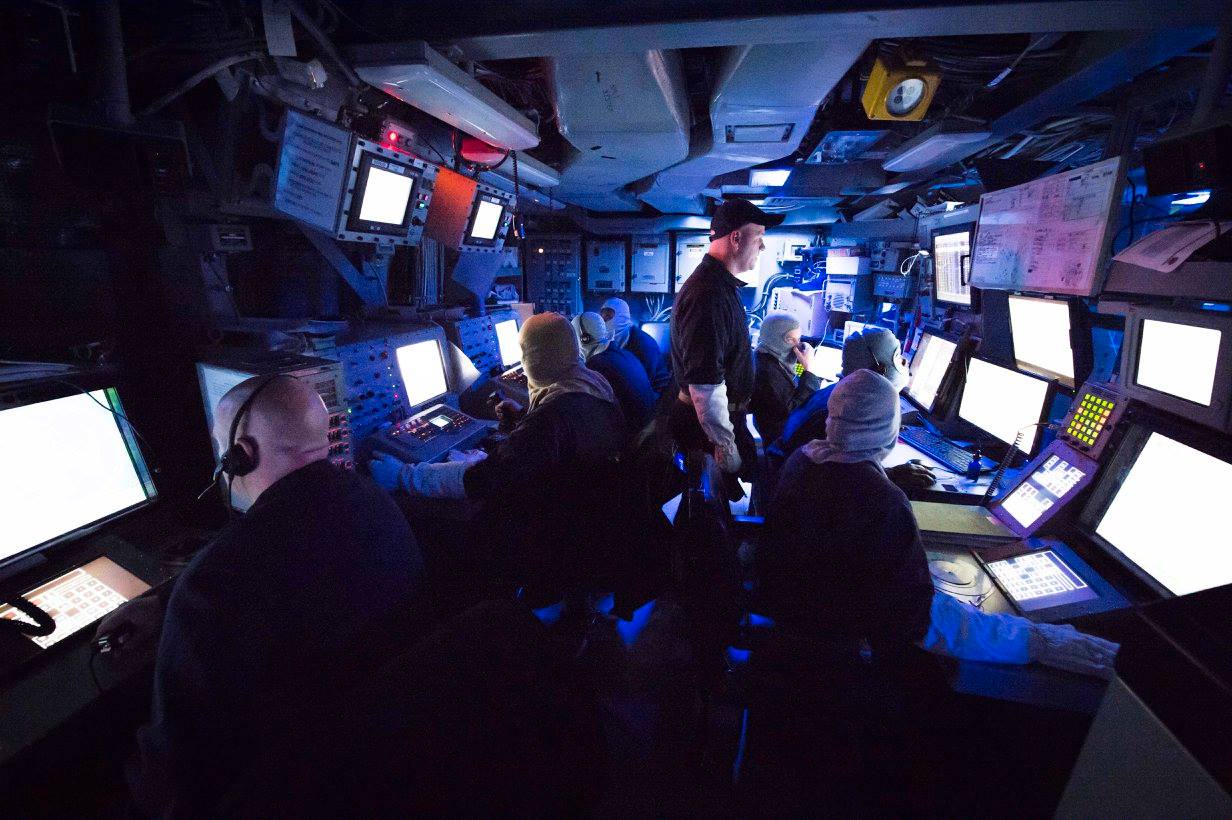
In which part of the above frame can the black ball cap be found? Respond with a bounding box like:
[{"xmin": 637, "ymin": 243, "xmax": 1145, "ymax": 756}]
[{"xmin": 709, "ymin": 198, "xmax": 785, "ymax": 239}]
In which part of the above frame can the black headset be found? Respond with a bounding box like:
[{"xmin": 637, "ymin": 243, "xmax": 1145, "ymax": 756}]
[
  {"xmin": 220, "ymin": 375, "xmax": 286, "ymax": 477},
  {"xmin": 867, "ymin": 343, "xmax": 890, "ymax": 378}
]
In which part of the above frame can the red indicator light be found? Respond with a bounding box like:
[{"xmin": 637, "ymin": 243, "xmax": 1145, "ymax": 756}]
[{"xmin": 388, "ymin": 131, "xmax": 399, "ymax": 142}]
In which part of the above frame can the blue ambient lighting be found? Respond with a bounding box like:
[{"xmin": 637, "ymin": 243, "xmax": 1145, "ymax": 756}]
[{"xmin": 1172, "ymin": 190, "xmax": 1210, "ymax": 206}]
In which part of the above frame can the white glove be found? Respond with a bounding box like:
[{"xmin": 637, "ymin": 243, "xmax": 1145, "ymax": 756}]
[
  {"xmin": 922, "ymin": 592, "xmax": 1119, "ymax": 679},
  {"xmin": 688, "ymin": 383, "xmax": 741, "ymax": 474},
  {"xmin": 1028, "ymin": 622, "xmax": 1119, "ymax": 679},
  {"xmin": 448, "ymin": 449, "xmax": 488, "ymax": 467},
  {"xmin": 406, "ymin": 460, "xmax": 470, "ymax": 499},
  {"xmin": 368, "ymin": 454, "xmax": 472, "ymax": 499}
]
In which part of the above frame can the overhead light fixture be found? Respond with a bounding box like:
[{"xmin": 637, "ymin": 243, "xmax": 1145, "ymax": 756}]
[
  {"xmin": 351, "ymin": 41, "xmax": 539, "ymax": 151},
  {"xmin": 1172, "ymin": 190, "xmax": 1211, "ymax": 206},
  {"xmin": 882, "ymin": 125, "xmax": 991, "ymax": 173},
  {"xmin": 749, "ymin": 168, "xmax": 791, "ymax": 187},
  {"xmin": 744, "ymin": 198, "xmax": 767, "ymax": 206},
  {"xmin": 489, "ymin": 152, "xmax": 561, "ymax": 189}
]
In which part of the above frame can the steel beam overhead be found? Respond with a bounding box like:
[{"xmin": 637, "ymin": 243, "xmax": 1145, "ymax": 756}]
[{"xmin": 451, "ymin": 1, "xmax": 1226, "ymax": 59}]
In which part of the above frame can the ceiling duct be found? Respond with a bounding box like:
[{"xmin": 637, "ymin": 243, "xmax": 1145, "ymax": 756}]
[
  {"xmin": 637, "ymin": 40, "xmax": 870, "ymax": 215},
  {"xmin": 548, "ymin": 51, "xmax": 690, "ymax": 212}
]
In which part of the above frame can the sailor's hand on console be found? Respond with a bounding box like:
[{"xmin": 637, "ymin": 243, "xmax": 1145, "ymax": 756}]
[
  {"xmin": 93, "ymin": 594, "xmax": 165, "ymax": 673},
  {"xmin": 887, "ymin": 461, "xmax": 937, "ymax": 491},
  {"xmin": 368, "ymin": 453, "xmax": 411, "ymax": 492},
  {"xmin": 495, "ymin": 399, "xmax": 525, "ymax": 431},
  {"xmin": 447, "ymin": 449, "xmax": 488, "ymax": 467}
]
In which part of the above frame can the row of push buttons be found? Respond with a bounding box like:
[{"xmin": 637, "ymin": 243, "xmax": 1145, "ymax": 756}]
[{"xmin": 1066, "ymin": 394, "xmax": 1114, "ymax": 447}]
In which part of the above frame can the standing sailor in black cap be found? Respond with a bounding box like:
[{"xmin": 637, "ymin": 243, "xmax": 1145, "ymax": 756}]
[{"xmin": 669, "ymin": 199, "xmax": 784, "ymax": 479}]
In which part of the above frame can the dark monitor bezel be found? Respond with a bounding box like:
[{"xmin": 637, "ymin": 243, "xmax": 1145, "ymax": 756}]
[
  {"xmin": 462, "ymin": 192, "xmax": 508, "ymax": 248},
  {"xmin": 905, "ymin": 331, "xmax": 959, "ymax": 414},
  {"xmin": 1007, "ymin": 293, "xmax": 1089, "ymax": 389},
  {"xmin": 957, "ymin": 355, "xmax": 1055, "ymax": 458},
  {"xmin": 1075, "ymin": 418, "xmax": 1232, "ymax": 599},
  {"xmin": 1118, "ymin": 305, "xmax": 1232, "ymax": 433},
  {"xmin": 930, "ymin": 224, "xmax": 979, "ymax": 308},
  {"xmin": 0, "ymin": 380, "xmax": 158, "ymax": 574},
  {"xmin": 344, "ymin": 151, "xmax": 422, "ymax": 238}
]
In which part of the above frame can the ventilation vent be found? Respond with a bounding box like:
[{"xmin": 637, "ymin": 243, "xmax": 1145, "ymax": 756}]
[{"xmin": 725, "ymin": 123, "xmax": 794, "ymax": 144}]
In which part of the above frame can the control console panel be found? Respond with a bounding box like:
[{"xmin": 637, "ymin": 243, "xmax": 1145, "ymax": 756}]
[
  {"xmin": 365, "ymin": 403, "xmax": 491, "ymax": 465},
  {"xmin": 497, "ymin": 364, "xmax": 530, "ymax": 406},
  {"xmin": 443, "ymin": 311, "xmax": 516, "ymax": 377},
  {"xmin": 1058, "ymin": 382, "xmax": 1125, "ymax": 459},
  {"xmin": 334, "ymin": 324, "xmax": 452, "ymax": 443},
  {"xmin": 526, "ymin": 234, "xmax": 582, "ymax": 317}
]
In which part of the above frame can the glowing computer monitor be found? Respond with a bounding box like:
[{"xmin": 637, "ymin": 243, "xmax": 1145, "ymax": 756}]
[
  {"xmin": 1119, "ymin": 305, "xmax": 1232, "ymax": 432},
  {"xmin": 931, "ymin": 225, "xmax": 974, "ymax": 307},
  {"xmin": 343, "ymin": 153, "xmax": 423, "ymax": 238},
  {"xmin": 810, "ymin": 343, "xmax": 843, "ymax": 382},
  {"xmin": 494, "ymin": 318, "xmax": 521, "ymax": 367},
  {"xmin": 1008, "ymin": 294, "xmax": 1076, "ymax": 387},
  {"xmin": 906, "ymin": 333, "xmax": 957, "ymax": 412},
  {"xmin": 843, "ymin": 320, "xmax": 876, "ymax": 341},
  {"xmin": 1083, "ymin": 430, "xmax": 1232, "ymax": 596},
  {"xmin": 0, "ymin": 387, "xmax": 157, "ymax": 569},
  {"xmin": 959, "ymin": 358, "xmax": 1051, "ymax": 455},
  {"xmin": 395, "ymin": 339, "xmax": 449, "ymax": 410},
  {"xmin": 463, "ymin": 193, "xmax": 508, "ymax": 247}
]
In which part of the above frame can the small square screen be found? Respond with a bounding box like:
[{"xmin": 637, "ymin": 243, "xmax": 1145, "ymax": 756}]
[
  {"xmin": 358, "ymin": 166, "xmax": 414, "ymax": 225},
  {"xmin": 986, "ymin": 550, "xmax": 1098, "ymax": 612},
  {"xmin": 469, "ymin": 198, "xmax": 504, "ymax": 241}
]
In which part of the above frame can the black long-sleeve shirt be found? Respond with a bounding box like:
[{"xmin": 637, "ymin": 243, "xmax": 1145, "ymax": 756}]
[
  {"xmin": 761, "ymin": 455, "xmax": 933, "ymax": 664},
  {"xmin": 750, "ymin": 350, "xmax": 821, "ymax": 446},
  {"xmin": 670, "ymin": 254, "xmax": 754, "ymax": 403},
  {"xmin": 463, "ymin": 391, "xmax": 625, "ymax": 604},
  {"xmin": 133, "ymin": 461, "xmax": 424, "ymax": 815}
]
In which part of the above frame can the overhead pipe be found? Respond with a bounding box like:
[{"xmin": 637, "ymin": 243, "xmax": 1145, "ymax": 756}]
[
  {"xmin": 97, "ymin": 0, "xmax": 132, "ymax": 125},
  {"xmin": 1192, "ymin": 10, "xmax": 1232, "ymax": 127}
]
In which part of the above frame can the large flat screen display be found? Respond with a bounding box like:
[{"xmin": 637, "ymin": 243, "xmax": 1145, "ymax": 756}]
[
  {"xmin": 959, "ymin": 358, "xmax": 1050, "ymax": 454},
  {"xmin": 1093, "ymin": 432, "xmax": 1232, "ymax": 596},
  {"xmin": 906, "ymin": 333, "xmax": 956, "ymax": 412},
  {"xmin": 932, "ymin": 227, "xmax": 973, "ymax": 306},
  {"xmin": 1135, "ymin": 319, "xmax": 1221, "ymax": 407},
  {"xmin": 1009, "ymin": 295, "xmax": 1075, "ymax": 386},
  {"xmin": 1, "ymin": 389, "xmax": 156, "ymax": 566}
]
